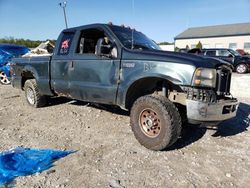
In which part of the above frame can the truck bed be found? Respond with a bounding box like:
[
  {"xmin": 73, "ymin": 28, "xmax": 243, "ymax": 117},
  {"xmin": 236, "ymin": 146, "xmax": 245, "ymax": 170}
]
[{"xmin": 11, "ymin": 55, "xmax": 53, "ymax": 96}]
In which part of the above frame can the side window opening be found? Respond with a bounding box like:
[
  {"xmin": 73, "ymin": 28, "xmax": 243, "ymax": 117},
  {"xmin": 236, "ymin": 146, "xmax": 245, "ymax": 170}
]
[
  {"xmin": 76, "ymin": 28, "xmax": 106, "ymax": 54},
  {"xmin": 217, "ymin": 50, "xmax": 231, "ymax": 57},
  {"xmin": 206, "ymin": 50, "xmax": 216, "ymax": 56}
]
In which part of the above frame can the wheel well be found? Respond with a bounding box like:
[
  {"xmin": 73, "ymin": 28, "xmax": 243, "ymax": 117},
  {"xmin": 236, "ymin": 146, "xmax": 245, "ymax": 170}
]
[
  {"xmin": 125, "ymin": 77, "xmax": 179, "ymax": 110},
  {"xmin": 21, "ymin": 71, "xmax": 35, "ymax": 89}
]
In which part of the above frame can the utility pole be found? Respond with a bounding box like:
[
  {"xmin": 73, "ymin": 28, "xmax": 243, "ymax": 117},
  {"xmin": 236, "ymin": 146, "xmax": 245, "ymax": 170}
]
[{"xmin": 59, "ymin": 1, "xmax": 68, "ymax": 29}]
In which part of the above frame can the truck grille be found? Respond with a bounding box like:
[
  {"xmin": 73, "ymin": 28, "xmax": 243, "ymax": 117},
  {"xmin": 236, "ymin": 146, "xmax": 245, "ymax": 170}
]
[
  {"xmin": 216, "ymin": 66, "xmax": 232, "ymax": 95},
  {"xmin": 186, "ymin": 88, "xmax": 216, "ymax": 103}
]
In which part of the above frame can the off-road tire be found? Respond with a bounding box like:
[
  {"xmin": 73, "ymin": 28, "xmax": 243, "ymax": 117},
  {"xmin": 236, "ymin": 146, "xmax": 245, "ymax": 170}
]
[
  {"xmin": 24, "ymin": 79, "xmax": 47, "ymax": 108},
  {"xmin": 130, "ymin": 95, "xmax": 182, "ymax": 150},
  {"xmin": 236, "ymin": 64, "xmax": 247, "ymax": 74},
  {"xmin": 152, "ymin": 95, "xmax": 182, "ymax": 137}
]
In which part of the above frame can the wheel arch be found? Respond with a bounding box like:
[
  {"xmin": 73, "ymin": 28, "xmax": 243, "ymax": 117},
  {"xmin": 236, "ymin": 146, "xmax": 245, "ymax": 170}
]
[
  {"xmin": 124, "ymin": 76, "xmax": 182, "ymax": 110},
  {"xmin": 21, "ymin": 66, "xmax": 39, "ymax": 89}
]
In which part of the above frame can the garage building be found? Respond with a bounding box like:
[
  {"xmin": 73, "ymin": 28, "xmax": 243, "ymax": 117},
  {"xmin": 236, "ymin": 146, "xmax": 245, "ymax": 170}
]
[{"xmin": 175, "ymin": 22, "xmax": 250, "ymax": 53}]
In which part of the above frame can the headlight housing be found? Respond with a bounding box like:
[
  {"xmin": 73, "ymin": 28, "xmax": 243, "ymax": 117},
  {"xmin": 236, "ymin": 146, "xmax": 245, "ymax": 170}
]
[{"xmin": 192, "ymin": 68, "xmax": 216, "ymax": 88}]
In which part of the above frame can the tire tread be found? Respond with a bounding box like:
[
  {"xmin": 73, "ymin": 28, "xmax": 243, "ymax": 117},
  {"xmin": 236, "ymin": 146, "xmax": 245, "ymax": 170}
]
[
  {"xmin": 130, "ymin": 95, "xmax": 182, "ymax": 150},
  {"xmin": 24, "ymin": 79, "xmax": 46, "ymax": 108}
]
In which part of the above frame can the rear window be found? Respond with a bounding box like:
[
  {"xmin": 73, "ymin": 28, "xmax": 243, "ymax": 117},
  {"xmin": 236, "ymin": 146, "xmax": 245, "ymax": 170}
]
[
  {"xmin": 57, "ymin": 32, "xmax": 74, "ymax": 55},
  {"xmin": 205, "ymin": 50, "xmax": 216, "ymax": 56}
]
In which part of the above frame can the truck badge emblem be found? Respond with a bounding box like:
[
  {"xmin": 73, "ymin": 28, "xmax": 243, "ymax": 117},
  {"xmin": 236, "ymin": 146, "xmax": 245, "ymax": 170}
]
[
  {"xmin": 123, "ymin": 63, "xmax": 135, "ymax": 68},
  {"xmin": 144, "ymin": 63, "xmax": 156, "ymax": 71}
]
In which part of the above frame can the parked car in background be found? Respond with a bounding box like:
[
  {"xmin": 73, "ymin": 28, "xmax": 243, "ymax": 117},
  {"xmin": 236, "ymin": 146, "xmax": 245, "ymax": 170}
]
[
  {"xmin": 0, "ymin": 44, "xmax": 29, "ymax": 84},
  {"xmin": 177, "ymin": 48, "xmax": 188, "ymax": 53},
  {"xmin": 187, "ymin": 48, "xmax": 202, "ymax": 54},
  {"xmin": 199, "ymin": 48, "xmax": 250, "ymax": 74}
]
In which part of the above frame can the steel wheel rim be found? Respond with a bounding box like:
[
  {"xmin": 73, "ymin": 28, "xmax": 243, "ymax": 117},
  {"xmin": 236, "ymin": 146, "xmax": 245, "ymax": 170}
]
[
  {"xmin": 26, "ymin": 87, "xmax": 35, "ymax": 105},
  {"xmin": 0, "ymin": 72, "xmax": 10, "ymax": 84},
  {"xmin": 237, "ymin": 65, "xmax": 246, "ymax": 73},
  {"xmin": 139, "ymin": 108, "xmax": 161, "ymax": 137}
]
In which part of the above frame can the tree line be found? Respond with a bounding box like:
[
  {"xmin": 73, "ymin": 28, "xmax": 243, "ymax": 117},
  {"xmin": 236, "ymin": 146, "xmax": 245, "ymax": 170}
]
[{"xmin": 0, "ymin": 37, "xmax": 55, "ymax": 48}]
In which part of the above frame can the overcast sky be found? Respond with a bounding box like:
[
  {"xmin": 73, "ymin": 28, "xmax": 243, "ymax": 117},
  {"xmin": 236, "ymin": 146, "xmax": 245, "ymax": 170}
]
[{"xmin": 0, "ymin": 0, "xmax": 250, "ymax": 42}]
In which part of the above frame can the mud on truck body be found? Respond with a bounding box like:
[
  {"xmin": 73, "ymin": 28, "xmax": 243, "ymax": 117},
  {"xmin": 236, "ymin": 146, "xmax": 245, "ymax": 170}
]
[{"xmin": 11, "ymin": 23, "xmax": 238, "ymax": 150}]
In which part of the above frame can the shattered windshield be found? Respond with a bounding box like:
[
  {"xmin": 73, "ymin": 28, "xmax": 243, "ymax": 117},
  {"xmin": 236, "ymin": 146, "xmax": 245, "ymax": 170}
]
[{"xmin": 109, "ymin": 25, "xmax": 161, "ymax": 51}]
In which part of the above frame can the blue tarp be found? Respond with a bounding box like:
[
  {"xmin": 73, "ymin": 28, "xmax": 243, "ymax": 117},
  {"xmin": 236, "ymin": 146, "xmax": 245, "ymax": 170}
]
[
  {"xmin": 0, "ymin": 44, "xmax": 29, "ymax": 78},
  {"xmin": 0, "ymin": 147, "xmax": 73, "ymax": 185},
  {"xmin": 0, "ymin": 49, "xmax": 12, "ymax": 66},
  {"xmin": 0, "ymin": 44, "xmax": 29, "ymax": 58}
]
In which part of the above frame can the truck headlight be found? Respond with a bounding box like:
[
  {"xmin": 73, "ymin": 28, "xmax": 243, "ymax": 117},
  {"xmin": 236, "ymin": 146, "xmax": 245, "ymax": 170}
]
[{"xmin": 192, "ymin": 68, "xmax": 216, "ymax": 88}]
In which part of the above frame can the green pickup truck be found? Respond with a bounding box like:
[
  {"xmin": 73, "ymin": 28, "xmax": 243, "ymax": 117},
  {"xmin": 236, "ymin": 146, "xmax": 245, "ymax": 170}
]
[{"xmin": 11, "ymin": 23, "xmax": 238, "ymax": 150}]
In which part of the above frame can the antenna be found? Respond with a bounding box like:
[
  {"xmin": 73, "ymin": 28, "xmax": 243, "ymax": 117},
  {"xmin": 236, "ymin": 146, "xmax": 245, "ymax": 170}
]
[
  {"xmin": 59, "ymin": 1, "xmax": 68, "ymax": 29},
  {"xmin": 131, "ymin": 0, "xmax": 135, "ymax": 49}
]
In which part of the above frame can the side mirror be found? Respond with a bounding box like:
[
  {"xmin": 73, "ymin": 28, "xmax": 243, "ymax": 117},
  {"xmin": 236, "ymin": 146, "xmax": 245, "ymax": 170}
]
[{"xmin": 96, "ymin": 38, "xmax": 112, "ymax": 58}]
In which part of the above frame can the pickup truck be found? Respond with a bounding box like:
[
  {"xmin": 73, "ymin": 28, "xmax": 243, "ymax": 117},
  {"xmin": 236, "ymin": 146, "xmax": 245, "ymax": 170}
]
[{"xmin": 11, "ymin": 23, "xmax": 238, "ymax": 151}]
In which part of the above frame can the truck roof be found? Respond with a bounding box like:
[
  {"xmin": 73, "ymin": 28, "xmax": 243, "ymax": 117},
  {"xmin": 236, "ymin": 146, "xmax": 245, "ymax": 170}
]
[
  {"xmin": 61, "ymin": 23, "xmax": 124, "ymax": 33},
  {"xmin": 61, "ymin": 23, "xmax": 139, "ymax": 34},
  {"xmin": 202, "ymin": 48, "xmax": 233, "ymax": 50}
]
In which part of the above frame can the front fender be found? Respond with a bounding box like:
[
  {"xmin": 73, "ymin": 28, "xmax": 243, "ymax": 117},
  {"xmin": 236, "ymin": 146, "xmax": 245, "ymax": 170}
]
[{"xmin": 117, "ymin": 60, "xmax": 196, "ymax": 108}]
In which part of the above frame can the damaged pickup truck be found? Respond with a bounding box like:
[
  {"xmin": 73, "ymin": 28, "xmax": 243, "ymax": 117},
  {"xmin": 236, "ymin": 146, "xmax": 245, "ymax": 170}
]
[{"xmin": 11, "ymin": 23, "xmax": 238, "ymax": 150}]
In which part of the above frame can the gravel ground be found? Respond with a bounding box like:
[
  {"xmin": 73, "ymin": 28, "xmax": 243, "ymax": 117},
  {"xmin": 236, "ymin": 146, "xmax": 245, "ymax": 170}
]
[{"xmin": 0, "ymin": 80, "xmax": 249, "ymax": 188}]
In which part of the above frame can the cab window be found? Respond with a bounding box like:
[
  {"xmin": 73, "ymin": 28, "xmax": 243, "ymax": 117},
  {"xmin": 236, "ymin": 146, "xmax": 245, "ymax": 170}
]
[
  {"xmin": 57, "ymin": 32, "xmax": 74, "ymax": 55},
  {"xmin": 76, "ymin": 28, "xmax": 105, "ymax": 54},
  {"xmin": 205, "ymin": 50, "xmax": 216, "ymax": 56},
  {"xmin": 217, "ymin": 50, "xmax": 231, "ymax": 57}
]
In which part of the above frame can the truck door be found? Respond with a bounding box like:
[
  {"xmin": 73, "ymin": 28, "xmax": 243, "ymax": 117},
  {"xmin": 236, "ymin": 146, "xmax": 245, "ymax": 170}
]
[
  {"xmin": 51, "ymin": 31, "xmax": 75, "ymax": 96},
  {"xmin": 69, "ymin": 28, "xmax": 120, "ymax": 104}
]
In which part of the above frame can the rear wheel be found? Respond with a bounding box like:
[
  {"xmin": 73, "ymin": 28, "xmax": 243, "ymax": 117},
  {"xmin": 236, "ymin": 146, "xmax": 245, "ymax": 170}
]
[
  {"xmin": 24, "ymin": 79, "xmax": 47, "ymax": 108},
  {"xmin": 130, "ymin": 95, "xmax": 182, "ymax": 150},
  {"xmin": 236, "ymin": 64, "xmax": 247, "ymax": 74},
  {"xmin": 0, "ymin": 71, "xmax": 10, "ymax": 85}
]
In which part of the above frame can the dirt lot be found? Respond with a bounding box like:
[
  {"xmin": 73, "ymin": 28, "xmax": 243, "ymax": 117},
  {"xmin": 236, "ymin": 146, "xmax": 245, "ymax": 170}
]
[{"xmin": 0, "ymin": 80, "xmax": 250, "ymax": 188}]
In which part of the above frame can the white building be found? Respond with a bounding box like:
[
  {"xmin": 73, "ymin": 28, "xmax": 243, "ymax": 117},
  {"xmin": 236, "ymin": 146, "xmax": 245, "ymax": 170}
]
[
  {"xmin": 159, "ymin": 44, "xmax": 175, "ymax": 51},
  {"xmin": 175, "ymin": 22, "xmax": 250, "ymax": 53}
]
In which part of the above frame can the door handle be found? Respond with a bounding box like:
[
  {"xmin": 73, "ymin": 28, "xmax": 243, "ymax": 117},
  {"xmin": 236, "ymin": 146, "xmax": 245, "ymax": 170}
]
[{"xmin": 69, "ymin": 61, "xmax": 74, "ymax": 70}]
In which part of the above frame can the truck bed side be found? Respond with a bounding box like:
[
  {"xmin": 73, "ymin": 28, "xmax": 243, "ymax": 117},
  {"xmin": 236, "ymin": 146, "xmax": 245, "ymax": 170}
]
[{"xmin": 11, "ymin": 55, "xmax": 54, "ymax": 96}]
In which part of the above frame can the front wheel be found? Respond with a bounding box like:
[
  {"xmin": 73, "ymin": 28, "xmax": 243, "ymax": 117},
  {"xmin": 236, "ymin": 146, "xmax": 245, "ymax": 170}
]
[
  {"xmin": 130, "ymin": 95, "xmax": 182, "ymax": 151},
  {"xmin": 0, "ymin": 71, "xmax": 10, "ymax": 85},
  {"xmin": 236, "ymin": 64, "xmax": 247, "ymax": 74},
  {"xmin": 24, "ymin": 79, "xmax": 47, "ymax": 108}
]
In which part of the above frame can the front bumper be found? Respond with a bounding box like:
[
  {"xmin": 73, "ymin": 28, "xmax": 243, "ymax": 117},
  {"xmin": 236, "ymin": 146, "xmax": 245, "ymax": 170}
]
[{"xmin": 186, "ymin": 98, "xmax": 238, "ymax": 123}]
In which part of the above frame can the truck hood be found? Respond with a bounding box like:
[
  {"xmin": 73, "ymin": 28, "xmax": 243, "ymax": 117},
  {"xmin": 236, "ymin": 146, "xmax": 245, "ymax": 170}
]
[{"xmin": 123, "ymin": 49, "xmax": 232, "ymax": 69}]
